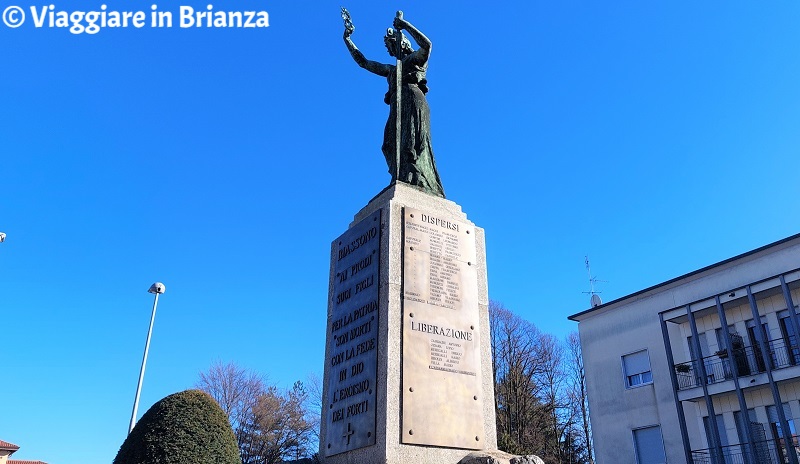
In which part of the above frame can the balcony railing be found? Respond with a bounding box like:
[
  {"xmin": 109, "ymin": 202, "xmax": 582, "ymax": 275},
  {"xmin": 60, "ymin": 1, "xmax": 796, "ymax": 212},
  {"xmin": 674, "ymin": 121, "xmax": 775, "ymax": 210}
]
[
  {"xmin": 675, "ymin": 338, "xmax": 800, "ymax": 390},
  {"xmin": 691, "ymin": 436, "xmax": 799, "ymax": 464}
]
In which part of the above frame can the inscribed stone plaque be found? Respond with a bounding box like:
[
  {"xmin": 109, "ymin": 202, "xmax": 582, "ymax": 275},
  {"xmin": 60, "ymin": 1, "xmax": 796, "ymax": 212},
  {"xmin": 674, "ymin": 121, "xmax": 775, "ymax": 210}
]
[
  {"xmin": 401, "ymin": 207, "xmax": 484, "ymax": 449},
  {"xmin": 324, "ymin": 210, "xmax": 381, "ymax": 456}
]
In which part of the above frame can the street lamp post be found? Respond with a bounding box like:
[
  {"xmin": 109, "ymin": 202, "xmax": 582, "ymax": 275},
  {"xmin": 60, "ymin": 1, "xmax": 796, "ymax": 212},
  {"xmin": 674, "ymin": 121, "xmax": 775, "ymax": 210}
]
[{"xmin": 128, "ymin": 282, "xmax": 166, "ymax": 434}]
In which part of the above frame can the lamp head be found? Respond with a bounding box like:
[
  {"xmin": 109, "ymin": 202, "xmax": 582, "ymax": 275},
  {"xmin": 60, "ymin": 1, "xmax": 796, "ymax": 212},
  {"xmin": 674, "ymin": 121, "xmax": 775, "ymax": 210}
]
[
  {"xmin": 148, "ymin": 282, "xmax": 166, "ymax": 294},
  {"xmin": 0, "ymin": 232, "xmax": 6, "ymax": 243}
]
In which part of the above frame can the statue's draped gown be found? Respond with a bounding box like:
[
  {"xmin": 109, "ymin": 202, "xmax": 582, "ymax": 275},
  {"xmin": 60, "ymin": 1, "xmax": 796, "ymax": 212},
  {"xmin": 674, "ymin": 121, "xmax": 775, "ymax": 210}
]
[{"xmin": 381, "ymin": 50, "xmax": 445, "ymax": 198}]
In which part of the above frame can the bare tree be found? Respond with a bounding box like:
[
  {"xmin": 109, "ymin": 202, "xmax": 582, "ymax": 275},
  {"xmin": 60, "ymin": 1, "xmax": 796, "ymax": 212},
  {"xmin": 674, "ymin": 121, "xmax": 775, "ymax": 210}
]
[
  {"xmin": 197, "ymin": 360, "xmax": 265, "ymax": 443},
  {"xmin": 490, "ymin": 302, "xmax": 593, "ymax": 464},
  {"xmin": 304, "ymin": 372, "xmax": 323, "ymax": 444},
  {"xmin": 490, "ymin": 301, "xmax": 545, "ymax": 455},
  {"xmin": 196, "ymin": 361, "xmax": 314, "ymax": 464},
  {"xmin": 567, "ymin": 331, "xmax": 594, "ymax": 464},
  {"xmin": 536, "ymin": 332, "xmax": 571, "ymax": 462}
]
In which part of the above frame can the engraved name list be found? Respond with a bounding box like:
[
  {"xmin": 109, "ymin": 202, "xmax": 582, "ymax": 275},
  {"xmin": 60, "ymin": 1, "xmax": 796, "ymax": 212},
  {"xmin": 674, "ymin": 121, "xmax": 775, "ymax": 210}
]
[{"xmin": 401, "ymin": 207, "xmax": 485, "ymax": 449}]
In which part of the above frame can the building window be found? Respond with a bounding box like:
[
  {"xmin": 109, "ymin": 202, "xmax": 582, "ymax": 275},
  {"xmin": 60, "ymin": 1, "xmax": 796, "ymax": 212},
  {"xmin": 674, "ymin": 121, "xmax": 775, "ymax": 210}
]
[
  {"xmin": 633, "ymin": 425, "xmax": 666, "ymax": 464},
  {"xmin": 745, "ymin": 319, "xmax": 770, "ymax": 372},
  {"xmin": 767, "ymin": 403, "xmax": 797, "ymax": 463},
  {"xmin": 703, "ymin": 414, "xmax": 730, "ymax": 450},
  {"xmin": 778, "ymin": 314, "xmax": 799, "ymax": 366},
  {"xmin": 623, "ymin": 350, "xmax": 653, "ymax": 388}
]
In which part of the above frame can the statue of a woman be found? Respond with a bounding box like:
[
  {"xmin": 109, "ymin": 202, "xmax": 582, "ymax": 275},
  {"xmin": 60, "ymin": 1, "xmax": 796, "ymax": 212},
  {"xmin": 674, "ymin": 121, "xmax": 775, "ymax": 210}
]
[{"xmin": 343, "ymin": 12, "xmax": 445, "ymax": 198}]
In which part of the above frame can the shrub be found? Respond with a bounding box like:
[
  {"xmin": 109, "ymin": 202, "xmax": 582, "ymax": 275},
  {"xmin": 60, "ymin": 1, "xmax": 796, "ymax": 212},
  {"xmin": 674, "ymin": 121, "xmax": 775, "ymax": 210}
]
[{"xmin": 114, "ymin": 389, "xmax": 241, "ymax": 464}]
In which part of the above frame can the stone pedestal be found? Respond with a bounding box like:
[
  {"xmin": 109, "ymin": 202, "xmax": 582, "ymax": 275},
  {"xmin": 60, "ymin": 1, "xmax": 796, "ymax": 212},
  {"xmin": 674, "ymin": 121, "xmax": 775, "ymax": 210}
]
[{"xmin": 320, "ymin": 183, "xmax": 497, "ymax": 464}]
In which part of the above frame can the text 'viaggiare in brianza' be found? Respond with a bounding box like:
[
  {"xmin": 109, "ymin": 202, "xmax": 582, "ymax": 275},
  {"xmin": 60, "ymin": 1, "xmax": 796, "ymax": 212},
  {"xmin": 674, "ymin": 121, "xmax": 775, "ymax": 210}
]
[{"xmin": 1, "ymin": 4, "xmax": 269, "ymax": 34}]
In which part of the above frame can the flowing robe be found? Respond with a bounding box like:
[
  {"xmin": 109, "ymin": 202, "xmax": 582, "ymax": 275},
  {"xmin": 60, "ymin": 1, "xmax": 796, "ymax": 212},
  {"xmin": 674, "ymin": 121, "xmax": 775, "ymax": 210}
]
[{"xmin": 381, "ymin": 50, "xmax": 445, "ymax": 198}]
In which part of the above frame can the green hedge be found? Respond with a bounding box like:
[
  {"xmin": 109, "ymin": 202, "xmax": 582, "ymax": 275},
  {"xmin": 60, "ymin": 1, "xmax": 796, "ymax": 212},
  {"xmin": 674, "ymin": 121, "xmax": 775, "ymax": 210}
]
[{"xmin": 114, "ymin": 389, "xmax": 241, "ymax": 464}]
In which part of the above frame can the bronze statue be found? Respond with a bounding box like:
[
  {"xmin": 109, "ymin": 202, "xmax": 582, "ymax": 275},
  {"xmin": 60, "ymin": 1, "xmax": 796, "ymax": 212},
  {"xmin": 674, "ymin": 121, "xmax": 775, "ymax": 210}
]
[{"xmin": 342, "ymin": 9, "xmax": 445, "ymax": 198}]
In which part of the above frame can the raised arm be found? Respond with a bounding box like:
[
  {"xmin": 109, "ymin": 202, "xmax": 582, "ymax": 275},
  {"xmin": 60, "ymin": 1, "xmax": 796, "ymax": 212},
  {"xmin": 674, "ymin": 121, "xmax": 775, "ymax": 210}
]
[
  {"xmin": 344, "ymin": 30, "xmax": 392, "ymax": 77},
  {"xmin": 393, "ymin": 16, "xmax": 431, "ymax": 61}
]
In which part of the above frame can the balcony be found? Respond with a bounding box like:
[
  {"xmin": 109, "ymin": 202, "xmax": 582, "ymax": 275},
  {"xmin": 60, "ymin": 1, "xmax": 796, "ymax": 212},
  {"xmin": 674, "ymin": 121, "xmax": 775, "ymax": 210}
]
[
  {"xmin": 675, "ymin": 338, "xmax": 800, "ymax": 391},
  {"xmin": 691, "ymin": 436, "xmax": 799, "ymax": 464}
]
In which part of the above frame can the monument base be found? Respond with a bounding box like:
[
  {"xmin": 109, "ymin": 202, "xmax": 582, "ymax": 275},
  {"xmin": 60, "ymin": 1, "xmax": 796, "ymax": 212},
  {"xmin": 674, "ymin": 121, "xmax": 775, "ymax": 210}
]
[
  {"xmin": 458, "ymin": 450, "xmax": 545, "ymax": 464},
  {"xmin": 320, "ymin": 183, "xmax": 498, "ymax": 464}
]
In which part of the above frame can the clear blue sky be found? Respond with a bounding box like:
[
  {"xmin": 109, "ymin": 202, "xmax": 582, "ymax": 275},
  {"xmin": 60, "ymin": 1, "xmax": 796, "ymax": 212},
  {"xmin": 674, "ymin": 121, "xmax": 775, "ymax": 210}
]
[{"xmin": 2, "ymin": 1, "xmax": 800, "ymax": 462}]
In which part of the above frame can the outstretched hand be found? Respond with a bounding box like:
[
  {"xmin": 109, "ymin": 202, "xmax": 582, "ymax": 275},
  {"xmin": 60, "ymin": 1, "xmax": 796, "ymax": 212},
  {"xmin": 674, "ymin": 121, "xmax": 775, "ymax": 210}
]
[
  {"xmin": 393, "ymin": 16, "xmax": 408, "ymax": 31},
  {"xmin": 341, "ymin": 7, "xmax": 355, "ymax": 38}
]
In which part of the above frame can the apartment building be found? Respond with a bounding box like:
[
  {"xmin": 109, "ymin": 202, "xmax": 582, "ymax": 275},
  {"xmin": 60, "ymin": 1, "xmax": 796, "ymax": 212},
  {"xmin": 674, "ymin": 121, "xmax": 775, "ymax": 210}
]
[{"xmin": 569, "ymin": 234, "xmax": 800, "ymax": 464}]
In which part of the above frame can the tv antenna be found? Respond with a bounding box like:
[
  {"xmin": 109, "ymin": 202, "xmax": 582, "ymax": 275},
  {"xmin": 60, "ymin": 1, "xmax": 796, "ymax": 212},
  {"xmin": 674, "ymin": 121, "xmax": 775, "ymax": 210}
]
[{"xmin": 583, "ymin": 256, "xmax": 606, "ymax": 307}]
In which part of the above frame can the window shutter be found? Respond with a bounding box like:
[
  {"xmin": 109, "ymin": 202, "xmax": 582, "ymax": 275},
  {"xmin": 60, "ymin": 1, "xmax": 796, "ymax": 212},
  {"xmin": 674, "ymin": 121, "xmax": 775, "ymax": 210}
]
[
  {"xmin": 624, "ymin": 350, "xmax": 650, "ymax": 376},
  {"xmin": 766, "ymin": 403, "xmax": 792, "ymax": 424},
  {"xmin": 633, "ymin": 426, "xmax": 666, "ymax": 464}
]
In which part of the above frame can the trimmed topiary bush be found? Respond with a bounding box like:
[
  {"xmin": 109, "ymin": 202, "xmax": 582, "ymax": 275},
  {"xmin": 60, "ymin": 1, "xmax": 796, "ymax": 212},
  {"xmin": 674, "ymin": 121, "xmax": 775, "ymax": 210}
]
[{"xmin": 114, "ymin": 389, "xmax": 241, "ymax": 464}]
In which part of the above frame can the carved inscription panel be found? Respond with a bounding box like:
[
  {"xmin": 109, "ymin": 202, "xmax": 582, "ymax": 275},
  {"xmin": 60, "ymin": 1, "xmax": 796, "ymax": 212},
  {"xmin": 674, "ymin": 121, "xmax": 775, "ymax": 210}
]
[
  {"xmin": 402, "ymin": 207, "xmax": 484, "ymax": 449},
  {"xmin": 324, "ymin": 210, "xmax": 380, "ymax": 456}
]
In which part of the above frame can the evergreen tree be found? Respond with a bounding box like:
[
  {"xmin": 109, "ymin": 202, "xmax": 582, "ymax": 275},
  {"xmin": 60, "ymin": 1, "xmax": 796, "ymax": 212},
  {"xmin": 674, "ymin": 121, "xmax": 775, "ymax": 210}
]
[{"xmin": 114, "ymin": 389, "xmax": 241, "ymax": 464}]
